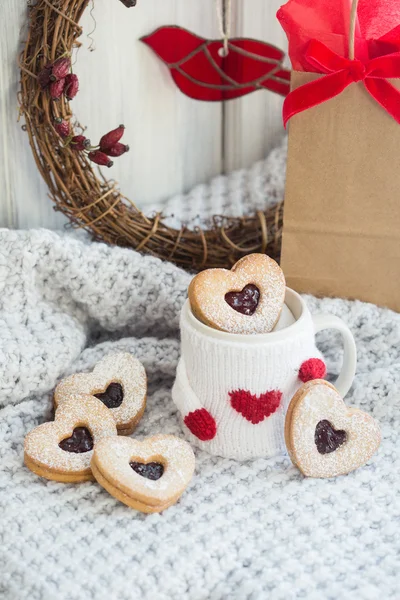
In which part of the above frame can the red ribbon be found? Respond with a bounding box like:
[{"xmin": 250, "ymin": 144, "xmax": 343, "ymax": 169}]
[{"xmin": 283, "ymin": 39, "xmax": 400, "ymax": 127}]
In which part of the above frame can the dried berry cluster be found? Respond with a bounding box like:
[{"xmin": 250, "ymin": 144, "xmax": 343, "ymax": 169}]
[
  {"xmin": 39, "ymin": 56, "xmax": 128, "ymax": 168},
  {"xmin": 54, "ymin": 121, "xmax": 129, "ymax": 167},
  {"xmin": 39, "ymin": 56, "xmax": 79, "ymax": 100}
]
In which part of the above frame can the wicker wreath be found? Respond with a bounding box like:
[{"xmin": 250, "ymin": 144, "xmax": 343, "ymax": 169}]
[{"xmin": 19, "ymin": 0, "xmax": 284, "ymax": 271}]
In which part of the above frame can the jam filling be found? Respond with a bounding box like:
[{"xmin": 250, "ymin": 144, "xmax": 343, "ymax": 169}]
[
  {"xmin": 130, "ymin": 461, "xmax": 164, "ymax": 481},
  {"xmin": 225, "ymin": 284, "xmax": 260, "ymax": 316},
  {"xmin": 315, "ymin": 420, "xmax": 347, "ymax": 455},
  {"xmin": 59, "ymin": 427, "xmax": 94, "ymax": 453},
  {"xmin": 94, "ymin": 382, "xmax": 124, "ymax": 409}
]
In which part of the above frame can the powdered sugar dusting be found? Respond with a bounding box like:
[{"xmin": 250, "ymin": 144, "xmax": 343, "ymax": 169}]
[
  {"xmin": 189, "ymin": 254, "xmax": 285, "ymax": 334},
  {"xmin": 92, "ymin": 435, "xmax": 195, "ymax": 505},
  {"xmin": 291, "ymin": 382, "xmax": 381, "ymax": 478},
  {"xmin": 24, "ymin": 394, "xmax": 117, "ymax": 474},
  {"xmin": 54, "ymin": 353, "xmax": 147, "ymax": 431}
]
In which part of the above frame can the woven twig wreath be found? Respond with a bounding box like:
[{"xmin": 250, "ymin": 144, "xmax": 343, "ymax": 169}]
[{"xmin": 19, "ymin": 0, "xmax": 284, "ymax": 271}]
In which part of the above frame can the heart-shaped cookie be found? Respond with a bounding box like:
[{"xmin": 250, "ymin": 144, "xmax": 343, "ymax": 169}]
[
  {"xmin": 54, "ymin": 353, "xmax": 147, "ymax": 435},
  {"xmin": 188, "ymin": 253, "xmax": 285, "ymax": 334},
  {"xmin": 24, "ymin": 394, "xmax": 117, "ymax": 482},
  {"xmin": 285, "ymin": 380, "xmax": 381, "ymax": 478},
  {"xmin": 91, "ymin": 435, "xmax": 195, "ymax": 513}
]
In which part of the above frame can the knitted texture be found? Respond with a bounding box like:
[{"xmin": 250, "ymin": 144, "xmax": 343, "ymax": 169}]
[
  {"xmin": 147, "ymin": 137, "xmax": 288, "ymax": 228},
  {"xmin": 184, "ymin": 408, "xmax": 217, "ymax": 441},
  {"xmin": 0, "ymin": 154, "xmax": 399, "ymax": 597},
  {"xmin": 299, "ymin": 358, "xmax": 327, "ymax": 382},
  {"xmin": 229, "ymin": 389, "xmax": 282, "ymax": 424},
  {"xmin": 172, "ymin": 301, "xmax": 325, "ymax": 459}
]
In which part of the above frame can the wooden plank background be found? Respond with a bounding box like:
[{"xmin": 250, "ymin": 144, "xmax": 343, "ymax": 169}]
[{"xmin": 0, "ymin": 0, "xmax": 287, "ymax": 229}]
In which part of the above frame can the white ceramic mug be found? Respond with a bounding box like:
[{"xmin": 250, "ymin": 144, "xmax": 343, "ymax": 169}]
[{"xmin": 172, "ymin": 288, "xmax": 357, "ymax": 460}]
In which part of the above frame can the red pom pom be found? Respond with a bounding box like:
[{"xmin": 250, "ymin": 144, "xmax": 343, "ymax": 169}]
[
  {"xmin": 298, "ymin": 358, "xmax": 327, "ymax": 383},
  {"xmin": 184, "ymin": 408, "xmax": 217, "ymax": 441}
]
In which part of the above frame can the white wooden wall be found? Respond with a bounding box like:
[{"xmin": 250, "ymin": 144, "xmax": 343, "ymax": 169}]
[{"xmin": 0, "ymin": 0, "xmax": 287, "ymax": 229}]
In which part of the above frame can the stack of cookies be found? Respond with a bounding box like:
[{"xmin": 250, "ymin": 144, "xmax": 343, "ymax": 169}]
[{"xmin": 24, "ymin": 353, "xmax": 195, "ymax": 513}]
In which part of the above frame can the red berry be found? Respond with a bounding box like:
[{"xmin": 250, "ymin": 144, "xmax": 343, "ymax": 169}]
[
  {"xmin": 38, "ymin": 66, "xmax": 52, "ymax": 89},
  {"xmin": 50, "ymin": 78, "xmax": 66, "ymax": 100},
  {"xmin": 104, "ymin": 143, "xmax": 129, "ymax": 157},
  {"xmin": 99, "ymin": 125, "xmax": 125, "ymax": 151},
  {"xmin": 50, "ymin": 57, "xmax": 71, "ymax": 81},
  {"xmin": 64, "ymin": 74, "xmax": 79, "ymax": 101},
  {"xmin": 88, "ymin": 150, "xmax": 113, "ymax": 168},
  {"xmin": 70, "ymin": 135, "xmax": 90, "ymax": 151},
  {"xmin": 54, "ymin": 118, "xmax": 70, "ymax": 139}
]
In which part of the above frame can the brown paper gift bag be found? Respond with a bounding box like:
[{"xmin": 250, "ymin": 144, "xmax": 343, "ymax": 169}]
[{"xmin": 281, "ymin": 71, "xmax": 400, "ymax": 312}]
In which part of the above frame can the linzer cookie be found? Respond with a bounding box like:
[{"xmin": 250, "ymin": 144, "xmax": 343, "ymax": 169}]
[
  {"xmin": 24, "ymin": 394, "xmax": 117, "ymax": 483},
  {"xmin": 54, "ymin": 353, "xmax": 147, "ymax": 435},
  {"xmin": 285, "ymin": 380, "xmax": 381, "ymax": 478},
  {"xmin": 188, "ymin": 254, "xmax": 285, "ymax": 334},
  {"xmin": 91, "ymin": 435, "xmax": 195, "ymax": 513}
]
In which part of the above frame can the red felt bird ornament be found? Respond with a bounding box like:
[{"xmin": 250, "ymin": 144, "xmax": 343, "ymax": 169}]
[{"xmin": 141, "ymin": 26, "xmax": 291, "ymax": 102}]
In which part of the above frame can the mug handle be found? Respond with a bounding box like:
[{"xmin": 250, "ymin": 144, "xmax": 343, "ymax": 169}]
[{"xmin": 312, "ymin": 314, "xmax": 357, "ymax": 398}]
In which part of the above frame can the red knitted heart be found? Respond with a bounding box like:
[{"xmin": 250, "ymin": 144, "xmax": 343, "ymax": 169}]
[{"xmin": 229, "ymin": 389, "xmax": 282, "ymax": 424}]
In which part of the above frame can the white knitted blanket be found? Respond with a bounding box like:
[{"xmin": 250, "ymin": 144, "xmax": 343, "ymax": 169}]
[
  {"xmin": 147, "ymin": 137, "xmax": 288, "ymax": 227},
  {"xmin": 1, "ymin": 142, "xmax": 399, "ymax": 599}
]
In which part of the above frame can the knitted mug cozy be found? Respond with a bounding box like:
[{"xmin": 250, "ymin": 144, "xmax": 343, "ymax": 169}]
[{"xmin": 172, "ymin": 289, "xmax": 357, "ymax": 460}]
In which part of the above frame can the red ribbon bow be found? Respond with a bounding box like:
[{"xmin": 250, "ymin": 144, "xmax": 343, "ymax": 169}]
[{"xmin": 283, "ymin": 39, "xmax": 400, "ymax": 127}]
